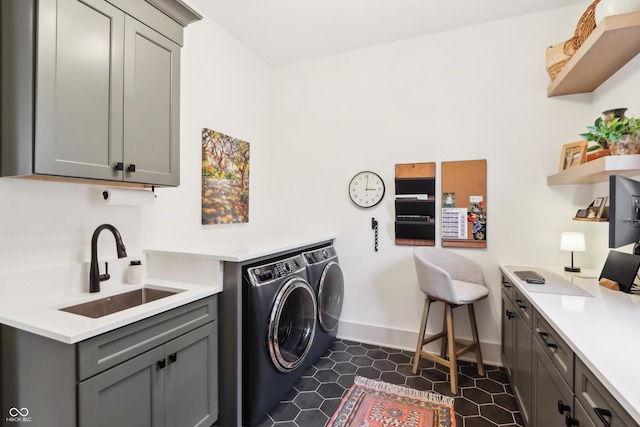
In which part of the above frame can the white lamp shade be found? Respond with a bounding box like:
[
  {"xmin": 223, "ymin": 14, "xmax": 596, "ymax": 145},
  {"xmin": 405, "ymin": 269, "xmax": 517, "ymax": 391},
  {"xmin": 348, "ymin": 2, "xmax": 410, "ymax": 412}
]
[{"xmin": 561, "ymin": 232, "xmax": 586, "ymax": 252}]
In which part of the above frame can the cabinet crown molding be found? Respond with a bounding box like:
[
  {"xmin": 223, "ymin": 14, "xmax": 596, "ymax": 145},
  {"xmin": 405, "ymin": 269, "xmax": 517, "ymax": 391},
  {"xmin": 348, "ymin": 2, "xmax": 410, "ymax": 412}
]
[{"xmin": 145, "ymin": 0, "xmax": 202, "ymax": 26}]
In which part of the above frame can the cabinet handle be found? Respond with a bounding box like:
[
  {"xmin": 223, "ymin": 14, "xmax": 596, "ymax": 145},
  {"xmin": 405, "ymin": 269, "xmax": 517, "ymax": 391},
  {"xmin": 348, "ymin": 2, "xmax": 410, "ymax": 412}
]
[
  {"xmin": 157, "ymin": 359, "xmax": 166, "ymax": 369},
  {"xmin": 538, "ymin": 331, "xmax": 558, "ymax": 349},
  {"xmin": 115, "ymin": 162, "xmax": 124, "ymax": 171},
  {"xmin": 558, "ymin": 399, "xmax": 571, "ymax": 414},
  {"xmin": 565, "ymin": 413, "xmax": 579, "ymax": 427},
  {"xmin": 516, "ymin": 299, "xmax": 527, "ymax": 309},
  {"xmin": 593, "ymin": 407, "xmax": 612, "ymax": 427},
  {"xmin": 505, "ymin": 310, "xmax": 514, "ymax": 320},
  {"xmin": 169, "ymin": 353, "xmax": 177, "ymax": 364},
  {"xmin": 502, "ymin": 282, "xmax": 512, "ymax": 288},
  {"xmin": 127, "ymin": 164, "xmax": 136, "ymax": 172}
]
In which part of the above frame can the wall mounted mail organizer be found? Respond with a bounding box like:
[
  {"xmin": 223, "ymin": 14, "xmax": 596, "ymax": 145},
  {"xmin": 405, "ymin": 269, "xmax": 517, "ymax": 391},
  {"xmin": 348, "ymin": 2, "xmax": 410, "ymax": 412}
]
[
  {"xmin": 394, "ymin": 162, "xmax": 436, "ymax": 246},
  {"xmin": 394, "ymin": 159, "xmax": 487, "ymax": 249}
]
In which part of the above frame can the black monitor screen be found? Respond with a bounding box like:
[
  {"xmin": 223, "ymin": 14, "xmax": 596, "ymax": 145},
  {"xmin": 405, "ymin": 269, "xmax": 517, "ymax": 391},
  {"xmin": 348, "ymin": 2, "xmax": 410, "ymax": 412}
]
[{"xmin": 609, "ymin": 175, "xmax": 640, "ymax": 250}]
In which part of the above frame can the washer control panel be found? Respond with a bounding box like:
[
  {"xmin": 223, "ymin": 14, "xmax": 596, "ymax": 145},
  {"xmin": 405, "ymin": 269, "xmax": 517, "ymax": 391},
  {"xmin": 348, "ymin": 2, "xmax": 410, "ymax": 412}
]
[{"xmin": 248, "ymin": 254, "xmax": 306, "ymax": 285}]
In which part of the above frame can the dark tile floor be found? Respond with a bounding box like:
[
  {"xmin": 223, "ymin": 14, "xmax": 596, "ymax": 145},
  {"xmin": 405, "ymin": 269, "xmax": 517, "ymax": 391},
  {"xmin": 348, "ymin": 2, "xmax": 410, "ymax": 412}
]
[{"xmin": 255, "ymin": 339, "xmax": 524, "ymax": 427}]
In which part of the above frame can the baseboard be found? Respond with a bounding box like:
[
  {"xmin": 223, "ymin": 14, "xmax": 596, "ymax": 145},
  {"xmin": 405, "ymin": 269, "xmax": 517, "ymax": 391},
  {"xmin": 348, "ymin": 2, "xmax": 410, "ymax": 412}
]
[{"xmin": 336, "ymin": 319, "xmax": 502, "ymax": 367}]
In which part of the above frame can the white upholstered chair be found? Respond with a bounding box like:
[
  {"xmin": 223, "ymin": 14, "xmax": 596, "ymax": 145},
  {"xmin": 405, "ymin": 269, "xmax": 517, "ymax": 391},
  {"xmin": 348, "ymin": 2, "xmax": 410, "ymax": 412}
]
[{"xmin": 412, "ymin": 247, "xmax": 489, "ymax": 394}]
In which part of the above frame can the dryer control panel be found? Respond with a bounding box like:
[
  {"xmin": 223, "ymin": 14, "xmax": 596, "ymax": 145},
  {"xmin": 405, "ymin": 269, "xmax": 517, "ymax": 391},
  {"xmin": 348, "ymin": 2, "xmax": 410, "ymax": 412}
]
[
  {"xmin": 247, "ymin": 254, "xmax": 306, "ymax": 286},
  {"xmin": 303, "ymin": 245, "xmax": 337, "ymax": 265}
]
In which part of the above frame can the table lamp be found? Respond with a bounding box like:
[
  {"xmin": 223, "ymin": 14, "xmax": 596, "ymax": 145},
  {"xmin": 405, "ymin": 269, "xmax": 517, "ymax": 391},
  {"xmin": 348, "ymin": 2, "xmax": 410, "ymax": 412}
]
[{"xmin": 561, "ymin": 232, "xmax": 585, "ymax": 272}]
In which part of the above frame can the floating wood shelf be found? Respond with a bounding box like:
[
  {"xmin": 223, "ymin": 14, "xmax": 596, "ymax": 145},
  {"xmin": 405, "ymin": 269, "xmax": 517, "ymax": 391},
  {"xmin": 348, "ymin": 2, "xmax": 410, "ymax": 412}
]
[
  {"xmin": 547, "ymin": 11, "xmax": 640, "ymax": 97},
  {"xmin": 547, "ymin": 154, "xmax": 640, "ymax": 185},
  {"xmin": 572, "ymin": 217, "xmax": 608, "ymax": 222}
]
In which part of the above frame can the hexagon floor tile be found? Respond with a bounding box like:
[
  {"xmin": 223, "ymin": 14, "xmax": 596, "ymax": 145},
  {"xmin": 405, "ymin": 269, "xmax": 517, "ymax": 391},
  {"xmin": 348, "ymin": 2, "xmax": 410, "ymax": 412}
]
[{"xmin": 252, "ymin": 339, "xmax": 524, "ymax": 427}]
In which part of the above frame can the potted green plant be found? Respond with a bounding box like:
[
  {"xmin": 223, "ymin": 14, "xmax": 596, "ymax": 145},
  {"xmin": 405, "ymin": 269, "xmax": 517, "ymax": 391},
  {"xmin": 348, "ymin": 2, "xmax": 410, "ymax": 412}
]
[{"xmin": 580, "ymin": 115, "xmax": 640, "ymax": 156}]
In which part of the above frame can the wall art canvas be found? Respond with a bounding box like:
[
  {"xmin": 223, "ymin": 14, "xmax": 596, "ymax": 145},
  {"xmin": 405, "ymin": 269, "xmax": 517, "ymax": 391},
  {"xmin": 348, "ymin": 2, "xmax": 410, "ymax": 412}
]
[{"xmin": 202, "ymin": 128, "xmax": 250, "ymax": 224}]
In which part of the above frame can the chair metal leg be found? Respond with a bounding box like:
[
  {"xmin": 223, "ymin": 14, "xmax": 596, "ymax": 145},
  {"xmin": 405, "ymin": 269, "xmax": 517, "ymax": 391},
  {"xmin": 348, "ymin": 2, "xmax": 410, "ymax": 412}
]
[
  {"xmin": 468, "ymin": 303, "xmax": 485, "ymax": 376},
  {"xmin": 445, "ymin": 303, "xmax": 458, "ymax": 394},
  {"xmin": 412, "ymin": 298, "xmax": 431, "ymax": 374}
]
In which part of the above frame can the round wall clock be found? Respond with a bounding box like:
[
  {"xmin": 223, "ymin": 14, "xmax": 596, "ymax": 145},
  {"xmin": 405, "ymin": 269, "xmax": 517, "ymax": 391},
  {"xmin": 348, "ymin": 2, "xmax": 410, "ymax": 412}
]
[{"xmin": 348, "ymin": 171, "xmax": 385, "ymax": 208}]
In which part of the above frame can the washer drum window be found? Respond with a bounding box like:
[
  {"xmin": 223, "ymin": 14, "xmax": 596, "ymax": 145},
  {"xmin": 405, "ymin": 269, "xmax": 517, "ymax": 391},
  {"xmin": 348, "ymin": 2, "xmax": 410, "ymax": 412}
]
[{"xmin": 268, "ymin": 278, "xmax": 317, "ymax": 372}]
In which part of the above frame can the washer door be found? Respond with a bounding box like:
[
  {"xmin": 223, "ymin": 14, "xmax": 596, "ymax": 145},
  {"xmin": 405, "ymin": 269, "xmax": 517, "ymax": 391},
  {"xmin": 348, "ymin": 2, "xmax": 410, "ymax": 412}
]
[
  {"xmin": 318, "ymin": 261, "xmax": 344, "ymax": 332},
  {"xmin": 268, "ymin": 277, "xmax": 317, "ymax": 372}
]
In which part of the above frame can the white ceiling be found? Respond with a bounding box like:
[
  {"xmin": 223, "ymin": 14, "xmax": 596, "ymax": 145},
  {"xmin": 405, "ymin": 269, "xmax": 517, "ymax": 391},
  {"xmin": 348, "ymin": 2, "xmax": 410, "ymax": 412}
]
[{"xmin": 185, "ymin": 0, "xmax": 586, "ymax": 66}]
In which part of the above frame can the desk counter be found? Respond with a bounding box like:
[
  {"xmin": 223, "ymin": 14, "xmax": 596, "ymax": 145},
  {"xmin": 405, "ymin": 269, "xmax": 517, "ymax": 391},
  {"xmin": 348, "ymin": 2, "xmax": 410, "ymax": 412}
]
[{"xmin": 500, "ymin": 265, "xmax": 640, "ymax": 424}]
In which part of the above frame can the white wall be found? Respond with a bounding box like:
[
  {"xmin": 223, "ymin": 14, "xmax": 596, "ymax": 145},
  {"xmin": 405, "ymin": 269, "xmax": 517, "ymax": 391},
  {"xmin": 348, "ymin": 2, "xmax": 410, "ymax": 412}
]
[
  {"xmin": 154, "ymin": 2, "xmax": 627, "ymax": 363},
  {"xmin": 263, "ymin": 4, "xmax": 606, "ymax": 361},
  {"xmin": 2, "ymin": 2, "xmax": 638, "ymax": 364},
  {"xmin": 151, "ymin": 16, "xmax": 273, "ymax": 244}
]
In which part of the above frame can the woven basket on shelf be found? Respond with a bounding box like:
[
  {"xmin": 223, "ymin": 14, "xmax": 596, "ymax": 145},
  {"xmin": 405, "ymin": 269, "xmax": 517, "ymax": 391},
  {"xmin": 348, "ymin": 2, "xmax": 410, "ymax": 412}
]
[{"xmin": 546, "ymin": 0, "xmax": 601, "ymax": 80}]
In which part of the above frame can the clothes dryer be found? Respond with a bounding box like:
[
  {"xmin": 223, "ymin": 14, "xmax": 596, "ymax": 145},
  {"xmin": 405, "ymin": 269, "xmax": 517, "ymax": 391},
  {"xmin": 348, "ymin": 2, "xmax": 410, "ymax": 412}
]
[
  {"xmin": 242, "ymin": 254, "xmax": 317, "ymax": 426},
  {"xmin": 302, "ymin": 244, "xmax": 344, "ymax": 365}
]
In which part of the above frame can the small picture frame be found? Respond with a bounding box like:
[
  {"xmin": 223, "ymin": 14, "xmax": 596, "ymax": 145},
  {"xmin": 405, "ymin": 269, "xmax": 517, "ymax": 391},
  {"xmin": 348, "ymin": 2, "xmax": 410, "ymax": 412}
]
[
  {"xmin": 595, "ymin": 196, "xmax": 609, "ymax": 219},
  {"xmin": 559, "ymin": 141, "xmax": 588, "ymax": 172},
  {"xmin": 575, "ymin": 209, "xmax": 589, "ymax": 218}
]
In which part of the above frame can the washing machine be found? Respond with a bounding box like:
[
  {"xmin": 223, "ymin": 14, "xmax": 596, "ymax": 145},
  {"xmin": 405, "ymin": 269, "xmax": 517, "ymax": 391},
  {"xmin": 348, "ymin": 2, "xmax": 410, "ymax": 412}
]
[
  {"xmin": 302, "ymin": 244, "xmax": 344, "ymax": 366},
  {"xmin": 242, "ymin": 253, "xmax": 317, "ymax": 426}
]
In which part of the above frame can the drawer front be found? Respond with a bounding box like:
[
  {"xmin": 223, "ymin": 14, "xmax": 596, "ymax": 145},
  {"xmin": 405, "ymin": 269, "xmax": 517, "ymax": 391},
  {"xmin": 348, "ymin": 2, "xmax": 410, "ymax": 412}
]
[
  {"xmin": 78, "ymin": 295, "xmax": 217, "ymax": 380},
  {"xmin": 513, "ymin": 288, "xmax": 533, "ymax": 329},
  {"xmin": 575, "ymin": 358, "xmax": 639, "ymax": 427},
  {"xmin": 532, "ymin": 310, "xmax": 573, "ymax": 389},
  {"xmin": 501, "ymin": 274, "xmax": 515, "ymax": 301},
  {"xmin": 573, "ymin": 396, "xmax": 598, "ymax": 427}
]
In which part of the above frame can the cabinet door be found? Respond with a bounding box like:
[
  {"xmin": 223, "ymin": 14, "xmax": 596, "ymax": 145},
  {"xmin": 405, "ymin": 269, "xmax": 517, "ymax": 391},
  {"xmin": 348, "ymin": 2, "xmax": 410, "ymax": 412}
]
[
  {"xmin": 35, "ymin": 0, "xmax": 125, "ymax": 181},
  {"xmin": 532, "ymin": 338, "xmax": 573, "ymax": 427},
  {"xmin": 501, "ymin": 293, "xmax": 515, "ymax": 377},
  {"xmin": 165, "ymin": 322, "xmax": 219, "ymax": 427},
  {"xmin": 123, "ymin": 17, "xmax": 181, "ymax": 186},
  {"xmin": 513, "ymin": 309, "xmax": 532, "ymax": 426},
  {"xmin": 78, "ymin": 345, "xmax": 165, "ymax": 427}
]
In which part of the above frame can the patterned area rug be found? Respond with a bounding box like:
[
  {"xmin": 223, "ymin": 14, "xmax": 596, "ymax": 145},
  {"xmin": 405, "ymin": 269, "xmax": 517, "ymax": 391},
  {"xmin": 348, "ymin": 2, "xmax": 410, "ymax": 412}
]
[{"xmin": 328, "ymin": 376, "xmax": 456, "ymax": 427}]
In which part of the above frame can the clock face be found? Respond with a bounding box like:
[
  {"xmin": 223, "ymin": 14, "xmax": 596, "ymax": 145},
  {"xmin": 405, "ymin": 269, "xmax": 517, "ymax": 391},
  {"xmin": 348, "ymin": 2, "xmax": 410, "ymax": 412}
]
[{"xmin": 349, "ymin": 171, "xmax": 385, "ymax": 208}]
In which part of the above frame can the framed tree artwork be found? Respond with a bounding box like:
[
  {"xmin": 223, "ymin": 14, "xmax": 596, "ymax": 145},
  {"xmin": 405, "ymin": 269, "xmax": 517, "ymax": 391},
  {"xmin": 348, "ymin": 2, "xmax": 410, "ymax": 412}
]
[{"xmin": 201, "ymin": 129, "xmax": 250, "ymax": 224}]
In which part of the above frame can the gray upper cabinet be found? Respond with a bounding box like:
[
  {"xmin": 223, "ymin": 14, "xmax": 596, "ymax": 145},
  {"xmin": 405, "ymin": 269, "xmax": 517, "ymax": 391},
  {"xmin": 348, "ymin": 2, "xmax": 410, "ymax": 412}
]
[
  {"xmin": 123, "ymin": 16, "xmax": 181, "ymax": 186},
  {"xmin": 35, "ymin": 0, "xmax": 126, "ymax": 182},
  {"xmin": 0, "ymin": 0, "xmax": 200, "ymax": 186}
]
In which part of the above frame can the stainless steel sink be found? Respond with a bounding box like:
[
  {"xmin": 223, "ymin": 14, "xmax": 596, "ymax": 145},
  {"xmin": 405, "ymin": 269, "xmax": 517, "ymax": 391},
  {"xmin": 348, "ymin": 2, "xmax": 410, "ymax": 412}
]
[{"xmin": 60, "ymin": 287, "xmax": 183, "ymax": 318}]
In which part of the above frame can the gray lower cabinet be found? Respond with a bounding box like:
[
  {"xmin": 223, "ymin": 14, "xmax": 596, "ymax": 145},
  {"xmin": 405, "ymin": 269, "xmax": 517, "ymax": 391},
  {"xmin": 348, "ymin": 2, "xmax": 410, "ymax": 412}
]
[
  {"xmin": 501, "ymin": 279, "xmax": 532, "ymax": 425},
  {"xmin": 1, "ymin": 296, "xmax": 218, "ymax": 427},
  {"xmin": 79, "ymin": 322, "xmax": 216, "ymax": 427},
  {"xmin": 575, "ymin": 357, "xmax": 637, "ymax": 427},
  {"xmin": 532, "ymin": 338, "xmax": 573, "ymax": 427},
  {"xmin": 1, "ymin": 0, "xmax": 188, "ymax": 186},
  {"xmin": 500, "ymin": 272, "xmax": 639, "ymax": 427}
]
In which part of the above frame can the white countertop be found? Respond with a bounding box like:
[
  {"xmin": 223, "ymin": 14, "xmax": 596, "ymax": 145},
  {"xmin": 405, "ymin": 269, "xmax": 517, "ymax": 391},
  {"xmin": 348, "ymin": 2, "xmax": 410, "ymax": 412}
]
[
  {"xmin": 0, "ymin": 236, "xmax": 333, "ymax": 345},
  {"xmin": 0, "ymin": 279, "xmax": 221, "ymax": 344},
  {"xmin": 144, "ymin": 234, "xmax": 335, "ymax": 262},
  {"xmin": 500, "ymin": 265, "xmax": 640, "ymax": 424}
]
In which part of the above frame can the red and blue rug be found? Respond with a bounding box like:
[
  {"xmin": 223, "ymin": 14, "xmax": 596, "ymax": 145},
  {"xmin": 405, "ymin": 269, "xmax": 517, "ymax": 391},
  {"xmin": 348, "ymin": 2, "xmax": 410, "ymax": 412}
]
[{"xmin": 328, "ymin": 376, "xmax": 456, "ymax": 427}]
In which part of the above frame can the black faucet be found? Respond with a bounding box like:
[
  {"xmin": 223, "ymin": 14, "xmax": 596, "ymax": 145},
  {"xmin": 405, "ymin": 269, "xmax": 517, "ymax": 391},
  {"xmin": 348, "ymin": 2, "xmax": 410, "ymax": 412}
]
[{"xmin": 89, "ymin": 224, "xmax": 128, "ymax": 293}]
